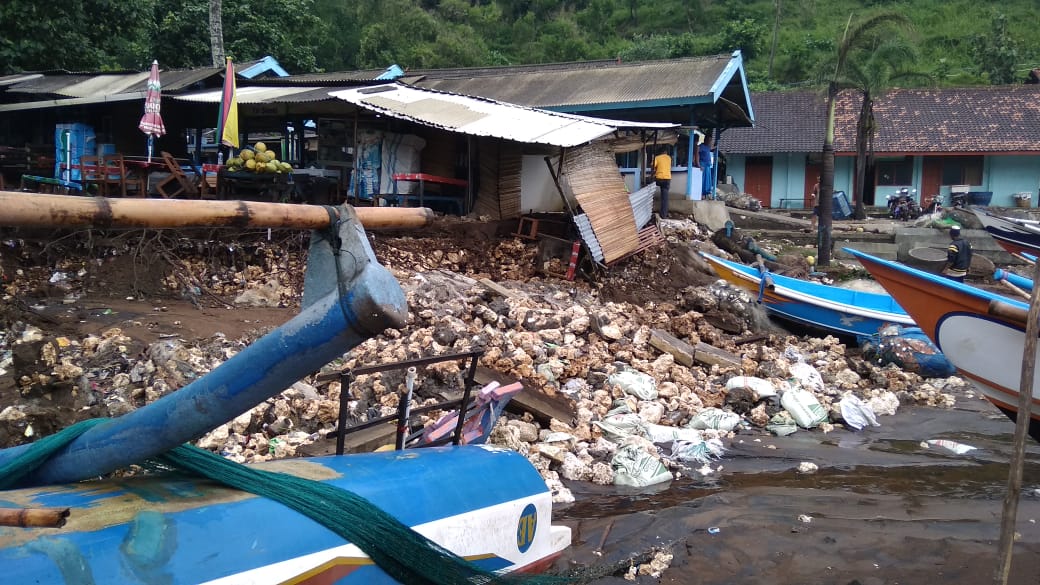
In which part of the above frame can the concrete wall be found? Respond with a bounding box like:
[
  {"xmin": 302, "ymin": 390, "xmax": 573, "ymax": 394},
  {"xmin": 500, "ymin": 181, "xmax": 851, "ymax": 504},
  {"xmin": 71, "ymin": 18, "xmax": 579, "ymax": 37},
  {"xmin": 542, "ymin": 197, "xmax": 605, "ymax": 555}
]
[
  {"xmin": 987, "ymin": 155, "xmax": 1040, "ymax": 207},
  {"xmin": 725, "ymin": 153, "xmax": 855, "ymax": 208}
]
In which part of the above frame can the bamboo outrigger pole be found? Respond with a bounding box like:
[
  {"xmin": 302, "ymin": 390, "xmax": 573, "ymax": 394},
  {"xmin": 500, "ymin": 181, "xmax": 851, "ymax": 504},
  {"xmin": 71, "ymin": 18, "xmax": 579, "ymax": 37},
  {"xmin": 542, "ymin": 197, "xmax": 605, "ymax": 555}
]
[
  {"xmin": 0, "ymin": 191, "xmax": 434, "ymax": 230},
  {"xmin": 996, "ymin": 257, "xmax": 1040, "ymax": 584}
]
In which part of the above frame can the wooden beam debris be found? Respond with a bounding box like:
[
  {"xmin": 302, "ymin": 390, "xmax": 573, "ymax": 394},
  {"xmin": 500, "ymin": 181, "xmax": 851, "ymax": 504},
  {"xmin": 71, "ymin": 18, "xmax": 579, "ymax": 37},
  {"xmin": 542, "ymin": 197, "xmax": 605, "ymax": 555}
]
[{"xmin": 650, "ymin": 329, "xmax": 741, "ymax": 368}]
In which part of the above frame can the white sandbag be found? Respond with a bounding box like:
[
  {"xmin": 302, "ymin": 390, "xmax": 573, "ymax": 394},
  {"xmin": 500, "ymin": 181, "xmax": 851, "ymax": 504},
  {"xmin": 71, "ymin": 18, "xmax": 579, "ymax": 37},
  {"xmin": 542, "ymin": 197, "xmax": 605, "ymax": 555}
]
[
  {"xmin": 669, "ymin": 438, "xmax": 726, "ymax": 464},
  {"xmin": 611, "ymin": 444, "xmax": 673, "ymax": 487},
  {"xmin": 608, "ymin": 370, "xmax": 658, "ymax": 400},
  {"xmin": 592, "ymin": 413, "xmax": 647, "ymax": 443},
  {"xmin": 724, "ymin": 375, "xmax": 777, "ymax": 399},
  {"xmin": 780, "ymin": 388, "xmax": 828, "ymax": 429},
  {"xmin": 788, "ymin": 362, "xmax": 825, "ymax": 394},
  {"xmin": 766, "ymin": 411, "xmax": 799, "ymax": 436},
  {"xmin": 839, "ymin": 395, "xmax": 880, "ymax": 430},
  {"xmin": 686, "ymin": 407, "xmax": 742, "ymax": 432},
  {"xmin": 644, "ymin": 423, "xmax": 704, "ymax": 444}
]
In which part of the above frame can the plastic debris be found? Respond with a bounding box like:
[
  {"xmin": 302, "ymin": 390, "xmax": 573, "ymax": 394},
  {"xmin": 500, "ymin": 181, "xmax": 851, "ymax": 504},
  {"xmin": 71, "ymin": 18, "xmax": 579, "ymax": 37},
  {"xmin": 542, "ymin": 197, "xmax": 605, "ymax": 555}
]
[
  {"xmin": 922, "ymin": 439, "xmax": 976, "ymax": 455},
  {"xmin": 797, "ymin": 462, "xmax": 818, "ymax": 474},
  {"xmin": 707, "ymin": 527, "xmax": 721, "ymax": 535},
  {"xmin": 798, "ymin": 514, "xmax": 812, "ymax": 524},
  {"xmin": 839, "ymin": 394, "xmax": 881, "ymax": 430}
]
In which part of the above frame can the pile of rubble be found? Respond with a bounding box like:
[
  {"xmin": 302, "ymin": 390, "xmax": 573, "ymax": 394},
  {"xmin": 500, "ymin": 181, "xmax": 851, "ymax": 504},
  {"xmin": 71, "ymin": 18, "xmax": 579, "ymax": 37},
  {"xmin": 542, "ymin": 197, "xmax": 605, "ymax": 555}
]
[{"xmin": 0, "ymin": 220, "xmax": 972, "ymax": 504}]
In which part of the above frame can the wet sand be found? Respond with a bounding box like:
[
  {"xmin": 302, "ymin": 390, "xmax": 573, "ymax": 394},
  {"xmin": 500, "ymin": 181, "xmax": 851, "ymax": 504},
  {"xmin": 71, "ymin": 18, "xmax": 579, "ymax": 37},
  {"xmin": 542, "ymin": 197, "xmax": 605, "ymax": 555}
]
[{"xmin": 554, "ymin": 388, "xmax": 1040, "ymax": 584}]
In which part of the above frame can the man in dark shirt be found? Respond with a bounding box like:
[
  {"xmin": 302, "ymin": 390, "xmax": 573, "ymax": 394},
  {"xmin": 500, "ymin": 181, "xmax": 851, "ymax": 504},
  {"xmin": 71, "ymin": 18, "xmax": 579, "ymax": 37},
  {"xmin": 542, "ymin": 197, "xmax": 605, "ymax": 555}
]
[{"xmin": 942, "ymin": 226, "xmax": 972, "ymax": 282}]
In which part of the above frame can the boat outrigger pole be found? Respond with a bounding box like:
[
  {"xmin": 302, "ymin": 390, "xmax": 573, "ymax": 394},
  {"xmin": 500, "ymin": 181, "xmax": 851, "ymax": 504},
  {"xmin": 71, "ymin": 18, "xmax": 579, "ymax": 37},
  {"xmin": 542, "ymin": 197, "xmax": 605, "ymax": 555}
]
[
  {"xmin": 0, "ymin": 193, "xmax": 421, "ymax": 487},
  {"xmin": 0, "ymin": 191, "xmax": 434, "ymax": 230}
]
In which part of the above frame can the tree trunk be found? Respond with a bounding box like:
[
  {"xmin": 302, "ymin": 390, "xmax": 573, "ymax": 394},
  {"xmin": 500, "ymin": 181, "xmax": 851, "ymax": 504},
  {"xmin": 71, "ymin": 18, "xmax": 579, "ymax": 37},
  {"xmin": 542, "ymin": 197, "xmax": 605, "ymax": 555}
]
[
  {"xmin": 768, "ymin": 0, "xmax": 781, "ymax": 78},
  {"xmin": 853, "ymin": 91, "xmax": 873, "ymax": 220},
  {"xmin": 209, "ymin": 0, "xmax": 225, "ymax": 68},
  {"xmin": 818, "ymin": 84, "xmax": 837, "ymax": 266}
]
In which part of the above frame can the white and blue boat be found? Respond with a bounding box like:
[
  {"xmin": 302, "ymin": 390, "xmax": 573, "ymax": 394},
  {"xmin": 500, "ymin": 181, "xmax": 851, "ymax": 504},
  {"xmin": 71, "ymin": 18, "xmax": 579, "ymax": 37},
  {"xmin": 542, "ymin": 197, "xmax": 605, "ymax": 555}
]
[{"xmin": 700, "ymin": 251, "xmax": 915, "ymax": 339}]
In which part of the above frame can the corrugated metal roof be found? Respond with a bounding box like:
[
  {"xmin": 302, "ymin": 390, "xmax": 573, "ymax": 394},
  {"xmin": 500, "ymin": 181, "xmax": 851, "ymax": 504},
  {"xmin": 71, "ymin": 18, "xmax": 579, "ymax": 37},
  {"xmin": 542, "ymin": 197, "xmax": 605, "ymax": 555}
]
[
  {"xmin": 330, "ymin": 84, "xmax": 625, "ymax": 147},
  {"xmin": 0, "ymin": 74, "xmax": 42, "ymax": 87},
  {"xmin": 255, "ymin": 67, "xmax": 402, "ymax": 85},
  {"xmin": 410, "ymin": 55, "xmax": 734, "ymax": 110},
  {"xmin": 173, "ymin": 86, "xmax": 334, "ymax": 104},
  {"xmin": 1, "ymin": 67, "xmax": 222, "ymax": 98}
]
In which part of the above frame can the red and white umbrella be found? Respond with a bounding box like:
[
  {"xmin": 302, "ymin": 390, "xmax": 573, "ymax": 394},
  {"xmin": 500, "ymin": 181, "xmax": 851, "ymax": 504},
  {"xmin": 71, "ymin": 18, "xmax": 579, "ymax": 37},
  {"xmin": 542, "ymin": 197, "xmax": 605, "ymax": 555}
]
[{"xmin": 138, "ymin": 60, "xmax": 166, "ymax": 162}]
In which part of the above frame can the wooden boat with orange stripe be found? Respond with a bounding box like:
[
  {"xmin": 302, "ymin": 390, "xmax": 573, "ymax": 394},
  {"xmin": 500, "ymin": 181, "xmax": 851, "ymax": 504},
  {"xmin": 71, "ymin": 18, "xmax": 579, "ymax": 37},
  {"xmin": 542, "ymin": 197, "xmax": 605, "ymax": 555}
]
[{"xmin": 846, "ymin": 247, "xmax": 1040, "ymax": 441}]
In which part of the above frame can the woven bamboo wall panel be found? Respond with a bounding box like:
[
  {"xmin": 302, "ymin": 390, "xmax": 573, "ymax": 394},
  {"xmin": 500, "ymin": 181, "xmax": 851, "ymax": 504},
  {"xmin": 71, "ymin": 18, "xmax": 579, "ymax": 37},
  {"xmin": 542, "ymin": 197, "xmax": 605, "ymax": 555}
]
[
  {"xmin": 497, "ymin": 143, "xmax": 523, "ymax": 219},
  {"xmin": 472, "ymin": 138, "xmax": 502, "ymax": 219},
  {"xmin": 561, "ymin": 143, "xmax": 639, "ymax": 263}
]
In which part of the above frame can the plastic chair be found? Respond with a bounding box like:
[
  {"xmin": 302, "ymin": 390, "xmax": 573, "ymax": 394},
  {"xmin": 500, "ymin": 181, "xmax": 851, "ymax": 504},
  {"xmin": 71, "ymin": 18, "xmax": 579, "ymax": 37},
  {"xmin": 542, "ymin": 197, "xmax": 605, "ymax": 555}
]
[{"xmin": 156, "ymin": 151, "xmax": 199, "ymax": 198}]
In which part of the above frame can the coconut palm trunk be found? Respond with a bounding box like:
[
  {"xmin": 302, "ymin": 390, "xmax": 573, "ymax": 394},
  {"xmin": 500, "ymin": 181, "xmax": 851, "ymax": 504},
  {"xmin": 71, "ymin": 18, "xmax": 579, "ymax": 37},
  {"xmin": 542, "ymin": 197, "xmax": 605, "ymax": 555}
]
[
  {"xmin": 209, "ymin": 0, "xmax": 225, "ymax": 67},
  {"xmin": 817, "ymin": 82, "xmax": 838, "ymax": 265}
]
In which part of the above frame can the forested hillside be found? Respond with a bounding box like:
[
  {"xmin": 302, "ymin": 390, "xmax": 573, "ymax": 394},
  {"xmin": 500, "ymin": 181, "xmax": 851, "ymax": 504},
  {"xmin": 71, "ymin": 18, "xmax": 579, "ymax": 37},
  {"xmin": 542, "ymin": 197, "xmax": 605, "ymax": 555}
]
[{"xmin": 1, "ymin": 0, "xmax": 1037, "ymax": 87}]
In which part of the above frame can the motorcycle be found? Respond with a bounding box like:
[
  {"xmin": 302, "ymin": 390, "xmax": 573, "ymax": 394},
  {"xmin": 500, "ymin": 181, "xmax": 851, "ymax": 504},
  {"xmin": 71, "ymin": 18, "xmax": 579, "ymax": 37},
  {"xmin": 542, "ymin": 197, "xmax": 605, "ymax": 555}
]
[{"xmin": 887, "ymin": 188, "xmax": 921, "ymax": 221}]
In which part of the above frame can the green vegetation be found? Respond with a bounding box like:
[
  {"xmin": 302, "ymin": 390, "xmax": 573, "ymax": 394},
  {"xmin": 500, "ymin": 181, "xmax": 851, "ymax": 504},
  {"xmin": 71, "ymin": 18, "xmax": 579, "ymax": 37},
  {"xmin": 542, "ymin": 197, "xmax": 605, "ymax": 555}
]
[{"xmin": 1, "ymin": 0, "xmax": 1037, "ymax": 85}]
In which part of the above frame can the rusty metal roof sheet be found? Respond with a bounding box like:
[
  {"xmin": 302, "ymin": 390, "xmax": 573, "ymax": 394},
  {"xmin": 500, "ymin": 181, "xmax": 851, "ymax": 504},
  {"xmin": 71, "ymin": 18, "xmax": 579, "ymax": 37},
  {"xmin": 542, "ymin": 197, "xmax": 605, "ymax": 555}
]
[
  {"xmin": 1, "ymin": 67, "xmax": 222, "ymax": 98},
  {"xmin": 329, "ymin": 84, "xmax": 668, "ymax": 147},
  {"xmin": 410, "ymin": 54, "xmax": 735, "ymax": 110}
]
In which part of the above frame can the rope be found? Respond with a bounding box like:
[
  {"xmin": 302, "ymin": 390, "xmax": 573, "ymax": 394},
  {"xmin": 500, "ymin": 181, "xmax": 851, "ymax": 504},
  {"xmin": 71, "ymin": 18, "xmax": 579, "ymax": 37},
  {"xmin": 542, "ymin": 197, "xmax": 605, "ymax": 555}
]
[{"xmin": 2, "ymin": 420, "xmax": 581, "ymax": 584}]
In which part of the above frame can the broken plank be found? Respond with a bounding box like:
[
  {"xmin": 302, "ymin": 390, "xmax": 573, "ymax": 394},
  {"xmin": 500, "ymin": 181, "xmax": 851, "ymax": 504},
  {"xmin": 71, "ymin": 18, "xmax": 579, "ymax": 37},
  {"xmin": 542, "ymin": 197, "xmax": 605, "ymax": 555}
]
[
  {"xmin": 478, "ymin": 277, "xmax": 514, "ymax": 298},
  {"xmin": 694, "ymin": 341, "xmax": 742, "ymax": 368},
  {"xmin": 474, "ymin": 366, "xmax": 574, "ymax": 425},
  {"xmin": 649, "ymin": 329, "xmax": 695, "ymax": 366}
]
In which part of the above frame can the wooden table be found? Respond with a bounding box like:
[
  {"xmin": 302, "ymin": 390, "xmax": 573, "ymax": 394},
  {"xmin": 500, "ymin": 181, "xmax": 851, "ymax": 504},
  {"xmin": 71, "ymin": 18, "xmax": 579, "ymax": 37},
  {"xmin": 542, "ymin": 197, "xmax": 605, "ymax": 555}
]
[
  {"xmin": 218, "ymin": 169, "xmax": 296, "ymax": 202},
  {"xmin": 389, "ymin": 173, "xmax": 468, "ymax": 214}
]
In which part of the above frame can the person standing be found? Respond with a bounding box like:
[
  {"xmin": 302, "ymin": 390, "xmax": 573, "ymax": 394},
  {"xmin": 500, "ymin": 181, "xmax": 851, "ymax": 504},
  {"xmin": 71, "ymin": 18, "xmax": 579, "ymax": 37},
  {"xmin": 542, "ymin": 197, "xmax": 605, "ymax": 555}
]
[
  {"xmin": 699, "ymin": 134, "xmax": 714, "ymax": 199},
  {"xmin": 653, "ymin": 146, "xmax": 672, "ymax": 219},
  {"xmin": 942, "ymin": 226, "xmax": 972, "ymax": 282}
]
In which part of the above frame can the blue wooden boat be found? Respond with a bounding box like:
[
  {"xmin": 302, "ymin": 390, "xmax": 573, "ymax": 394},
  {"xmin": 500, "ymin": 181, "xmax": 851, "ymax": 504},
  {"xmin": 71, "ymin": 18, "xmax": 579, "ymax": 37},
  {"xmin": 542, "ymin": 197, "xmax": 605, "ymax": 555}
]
[
  {"xmin": 700, "ymin": 252, "xmax": 915, "ymax": 338},
  {"xmin": 0, "ymin": 195, "xmax": 570, "ymax": 584}
]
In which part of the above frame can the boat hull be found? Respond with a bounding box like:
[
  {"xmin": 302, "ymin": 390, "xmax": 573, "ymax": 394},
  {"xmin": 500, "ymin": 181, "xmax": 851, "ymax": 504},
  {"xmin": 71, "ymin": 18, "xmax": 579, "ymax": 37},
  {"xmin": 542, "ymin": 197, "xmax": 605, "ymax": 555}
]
[
  {"xmin": 847, "ymin": 248, "xmax": 1040, "ymax": 440},
  {"xmin": 701, "ymin": 252, "xmax": 913, "ymax": 338},
  {"xmin": 0, "ymin": 446, "xmax": 570, "ymax": 584},
  {"xmin": 972, "ymin": 209, "xmax": 1040, "ymax": 257}
]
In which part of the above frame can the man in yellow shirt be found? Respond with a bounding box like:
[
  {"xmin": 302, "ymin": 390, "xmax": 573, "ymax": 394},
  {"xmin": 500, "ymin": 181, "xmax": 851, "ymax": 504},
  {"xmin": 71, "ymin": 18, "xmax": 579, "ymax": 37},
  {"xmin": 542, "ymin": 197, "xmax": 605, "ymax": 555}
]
[{"xmin": 653, "ymin": 146, "xmax": 672, "ymax": 219}]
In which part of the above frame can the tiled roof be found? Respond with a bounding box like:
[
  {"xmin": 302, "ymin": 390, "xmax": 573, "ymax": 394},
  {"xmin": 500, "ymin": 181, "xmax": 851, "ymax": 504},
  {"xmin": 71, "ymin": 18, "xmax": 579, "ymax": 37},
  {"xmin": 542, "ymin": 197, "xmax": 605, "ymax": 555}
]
[
  {"xmin": 838, "ymin": 85, "xmax": 1040, "ymax": 153},
  {"xmin": 720, "ymin": 91, "xmax": 826, "ymax": 154},
  {"xmin": 723, "ymin": 85, "xmax": 1040, "ymax": 155}
]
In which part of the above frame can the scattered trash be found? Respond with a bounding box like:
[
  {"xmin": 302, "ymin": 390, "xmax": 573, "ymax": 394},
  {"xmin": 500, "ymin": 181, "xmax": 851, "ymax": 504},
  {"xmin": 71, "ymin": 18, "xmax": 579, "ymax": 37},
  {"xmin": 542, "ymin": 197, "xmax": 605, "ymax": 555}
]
[
  {"xmin": 668, "ymin": 438, "xmax": 726, "ymax": 464},
  {"xmin": 797, "ymin": 462, "xmax": 818, "ymax": 474},
  {"xmin": 922, "ymin": 439, "xmax": 976, "ymax": 455},
  {"xmin": 707, "ymin": 526, "xmax": 721, "ymax": 535},
  {"xmin": 798, "ymin": 514, "xmax": 812, "ymax": 524},
  {"xmin": 860, "ymin": 325, "xmax": 957, "ymax": 377},
  {"xmin": 839, "ymin": 394, "xmax": 881, "ymax": 430}
]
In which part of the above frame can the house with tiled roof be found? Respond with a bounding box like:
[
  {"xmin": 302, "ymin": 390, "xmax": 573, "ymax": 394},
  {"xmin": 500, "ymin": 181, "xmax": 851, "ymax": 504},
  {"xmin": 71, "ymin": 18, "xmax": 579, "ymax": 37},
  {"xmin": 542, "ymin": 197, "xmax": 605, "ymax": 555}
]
[{"xmin": 722, "ymin": 85, "xmax": 1040, "ymax": 209}]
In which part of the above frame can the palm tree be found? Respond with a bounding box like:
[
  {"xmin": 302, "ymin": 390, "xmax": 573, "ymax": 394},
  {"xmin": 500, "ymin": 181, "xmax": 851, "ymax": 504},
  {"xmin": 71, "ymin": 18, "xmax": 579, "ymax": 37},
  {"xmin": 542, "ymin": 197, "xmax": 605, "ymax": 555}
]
[
  {"xmin": 816, "ymin": 13, "xmax": 911, "ymax": 265},
  {"xmin": 209, "ymin": 0, "xmax": 225, "ymax": 67},
  {"xmin": 844, "ymin": 39, "xmax": 929, "ymax": 220}
]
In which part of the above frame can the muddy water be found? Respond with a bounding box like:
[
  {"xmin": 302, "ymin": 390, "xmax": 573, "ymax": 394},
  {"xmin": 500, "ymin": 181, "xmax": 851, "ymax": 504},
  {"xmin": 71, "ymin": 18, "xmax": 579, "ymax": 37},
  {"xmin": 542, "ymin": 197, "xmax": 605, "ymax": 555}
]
[{"xmin": 553, "ymin": 389, "xmax": 1040, "ymax": 584}]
